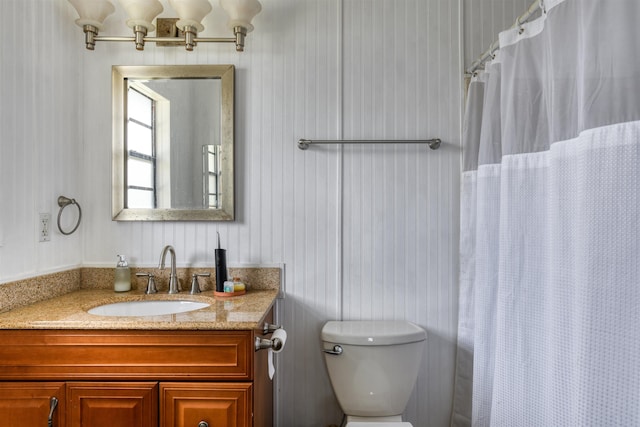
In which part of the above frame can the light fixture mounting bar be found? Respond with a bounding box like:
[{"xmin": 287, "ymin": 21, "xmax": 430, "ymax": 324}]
[{"xmin": 92, "ymin": 36, "xmax": 235, "ymax": 43}]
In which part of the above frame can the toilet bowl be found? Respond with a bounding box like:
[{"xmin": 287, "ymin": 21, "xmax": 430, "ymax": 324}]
[{"xmin": 321, "ymin": 320, "xmax": 426, "ymax": 427}]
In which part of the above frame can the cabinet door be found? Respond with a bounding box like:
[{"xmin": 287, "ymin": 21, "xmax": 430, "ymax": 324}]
[
  {"xmin": 161, "ymin": 382, "xmax": 252, "ymax": 427},
  {"xmin": 67, "ymin": 382, "xmax": 158, "ymax": 427},
  {"xmin": 0, "ymin": 382, "xmax": 65, "ymax": 427}
]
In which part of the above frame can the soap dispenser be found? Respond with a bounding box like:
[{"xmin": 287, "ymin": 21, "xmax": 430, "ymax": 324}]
[{"xmin": 114, "ymin": 255, "xmax": 131, "ymax": 292}]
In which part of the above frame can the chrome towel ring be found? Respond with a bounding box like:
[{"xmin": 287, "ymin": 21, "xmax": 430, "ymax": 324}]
[{"xmin": 57, "ymin": 196, "xmax": 82, "ymax": 235}]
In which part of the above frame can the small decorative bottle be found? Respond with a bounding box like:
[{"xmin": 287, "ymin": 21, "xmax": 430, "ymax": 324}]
[
  {"xmin": 223, "ymin": 279, "xmax": 235, "ymax": 293},
  {"xmin": 114, "ymin": 255, "xmax": 131, "ymax": 292},
  {"xmin": 232, "ymin": 277, "xmax": 246, "ymax": 292}
]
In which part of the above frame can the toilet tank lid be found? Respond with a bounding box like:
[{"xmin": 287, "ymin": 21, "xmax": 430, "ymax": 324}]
[{"xmin": 321, "ymin": 320, "xmax": 426, "ymax": 346}]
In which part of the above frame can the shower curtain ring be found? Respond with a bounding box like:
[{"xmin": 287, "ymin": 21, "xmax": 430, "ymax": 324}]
[
  {"xmin": 57, "ymin": 196, "xmax": 82, "ymax": 236},
  {"xmin": 517, "ymin": 17, "xmax": 525, "ymax": 35}
]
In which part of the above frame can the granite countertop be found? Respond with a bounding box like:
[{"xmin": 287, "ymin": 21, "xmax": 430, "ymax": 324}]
[{"xmin": 0, "ymin": 288, "xmax": 278, "ymax": 330}]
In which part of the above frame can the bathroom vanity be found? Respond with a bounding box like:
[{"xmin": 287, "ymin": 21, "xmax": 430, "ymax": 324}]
[{"xmin": 0, "ymin": 287, "xmax": 278, "ymax": 427}]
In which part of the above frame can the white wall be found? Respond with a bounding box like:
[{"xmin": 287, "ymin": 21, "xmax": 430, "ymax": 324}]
[
  {"xmin": 340, "ymin": 1, "xmax": 462, "ymax": 424},
  {"xmin": 0, "ymin": 1, "xmax": 83, "ymax": 281},
  {"xmin": 463, "ymin": 0, "xmax": 533, "ymax": 68},
  {"xmin": 1, "ymin": 0, "xmax": 464, "ymax": 426}
]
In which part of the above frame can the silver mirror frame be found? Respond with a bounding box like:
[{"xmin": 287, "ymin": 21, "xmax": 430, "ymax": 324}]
[{"xmin": 112, "ymin": 65, "xmax": 234, "ymax": 221}]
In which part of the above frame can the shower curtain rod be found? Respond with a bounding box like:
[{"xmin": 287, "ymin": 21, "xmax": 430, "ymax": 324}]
[{"xmin": 466, "ymin": 0, "xmax": 544, "ymax": 75}]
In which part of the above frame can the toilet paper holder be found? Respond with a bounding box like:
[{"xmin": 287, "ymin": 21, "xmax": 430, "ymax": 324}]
[
  {"xmin": 262, "ymin": 322, "xmax": 281, "ymax": 334},
  {"xmin": 255, "ymin": 323, "xmax": 286, "ymax": 352},
  {"xmin": 255, "ymin": 336, "xmax": 284, "ymax": 352}
]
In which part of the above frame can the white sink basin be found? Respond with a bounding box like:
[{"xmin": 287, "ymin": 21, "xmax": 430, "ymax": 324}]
[{"xmin": 88, "ymin": 300, "xmax": 210, "ymax": 317}]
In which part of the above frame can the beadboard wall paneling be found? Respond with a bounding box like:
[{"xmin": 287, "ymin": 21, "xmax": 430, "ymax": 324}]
[
  {"xmin": 341, "ymin": 1, "xmax": 461, "ymax": 425},
  {"xmin": 0, "ymin": 1, "xmax": 82, "ymax": 282},
  {"xmin": 464, "ymin": 0, "xmax": 532, "ymax": 69}
]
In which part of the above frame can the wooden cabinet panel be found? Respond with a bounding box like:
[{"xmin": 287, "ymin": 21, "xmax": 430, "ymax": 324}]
[
  {"xmin": 67, "ymin": 382, "xmax": 158, "ymax": 427},
  {"xmin": 160, "ymin": 383, "xmax": 252, "ymax": 427},
  {"xmin": 0, "ymin": 330, "xmax": 252, "ymax": 381},
  {"xmin": 0, "ymin": 382, "xmax": 65, "ymax": 427}
]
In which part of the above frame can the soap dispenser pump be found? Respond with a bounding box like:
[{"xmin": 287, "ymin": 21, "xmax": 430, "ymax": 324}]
[{"xmin": 115, "ymin": 254, "xmax": 131, "ymax": 292}]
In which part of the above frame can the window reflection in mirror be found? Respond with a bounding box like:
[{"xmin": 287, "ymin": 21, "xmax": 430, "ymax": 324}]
[
  {"xmin": 203, "ymin": 144, "xmax": 221, "ymax": 208},
  {"xmin": 127, "ymin": 86, "xmax": 157, "ymax": 208},
  {"xmin": 126, "ymin": 79, "xmax": 221, "ymax": 210}
]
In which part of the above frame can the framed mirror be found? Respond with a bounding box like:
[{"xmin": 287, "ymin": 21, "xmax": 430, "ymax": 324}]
[{"xmin": 112, "ymin": 65, "xmax": 234, "ymax": 221}]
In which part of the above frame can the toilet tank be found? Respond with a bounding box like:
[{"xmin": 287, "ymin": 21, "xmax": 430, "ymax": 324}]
[{"xmin": 321, "ymin": 321, "xmax": 426, "ymax": 417}]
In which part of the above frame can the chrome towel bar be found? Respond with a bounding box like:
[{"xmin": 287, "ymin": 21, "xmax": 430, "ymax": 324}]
[{"xmin": 298, "ymin": 138, "xmax": 441, "ymax": 151}]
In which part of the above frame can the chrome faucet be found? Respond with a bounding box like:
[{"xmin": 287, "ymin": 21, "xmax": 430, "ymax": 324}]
[{"xmin": 159, "ymin": 245, "xmax": 180, "ymax": 294}]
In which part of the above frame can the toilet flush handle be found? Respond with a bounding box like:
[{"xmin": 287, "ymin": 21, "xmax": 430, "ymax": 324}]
[{"xmin": 323, "ymin": 345, "xmax": 343, "ymax": 356}]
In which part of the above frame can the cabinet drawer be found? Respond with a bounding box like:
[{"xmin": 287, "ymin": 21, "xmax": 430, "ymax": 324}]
[
  {"xmin": 67, "ymin": 382, "xmax": 158, "ymax": 427},
  {"xmin": 160, "ymin": 382, "xmax": 252, "ymax": 427},
  {"xmin": 0, "ymin": 330, "xmax": 252, "ymax": 381}
]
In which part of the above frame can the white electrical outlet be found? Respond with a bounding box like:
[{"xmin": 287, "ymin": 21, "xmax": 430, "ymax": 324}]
[{"xmin": 39, "ymin": 213, "xmax": 51, "ymax": 242}]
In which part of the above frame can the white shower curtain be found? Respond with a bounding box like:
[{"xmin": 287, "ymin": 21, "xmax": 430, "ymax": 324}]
[{"xmin": 452, "ymin": 0, "xmax": 640, "ymax": 426}]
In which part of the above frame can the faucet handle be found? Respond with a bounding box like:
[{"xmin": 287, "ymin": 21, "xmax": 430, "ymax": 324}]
[
  {"xmin": 190, "ymin": 272, "xmax": 211, "ymax": 294},
  {"xmin": 136, "ymin": 272, "xmax": 158, "ymax": 294}
]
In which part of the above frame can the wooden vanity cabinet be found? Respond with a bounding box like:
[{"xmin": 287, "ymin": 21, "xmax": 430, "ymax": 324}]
[{"xmin": 0, "ymin": 309, "xmax": 273, "ymax": 427}]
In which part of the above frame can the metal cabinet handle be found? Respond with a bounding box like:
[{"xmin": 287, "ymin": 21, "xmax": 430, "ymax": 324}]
[
  {"xmin": 323, "ymin": 345, "xmax": 343, "ymax": 355},
  {"xmin": 198, "ymin": 421, "xmax": 209, "ymax": 427},
  {"xmin": 48, "ymin": 397, "xmax": 59, "ymax": 427}
]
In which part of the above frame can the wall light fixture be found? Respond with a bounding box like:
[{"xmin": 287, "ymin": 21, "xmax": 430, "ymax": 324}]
[{"xmin": 67, "ymin": 0, "xmax": 262, "ymax": 51}]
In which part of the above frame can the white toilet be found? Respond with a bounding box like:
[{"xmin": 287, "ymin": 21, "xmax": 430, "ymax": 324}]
[{"xmin": 321, "ymin": 320, "xmax": 426, "ymax": 427}]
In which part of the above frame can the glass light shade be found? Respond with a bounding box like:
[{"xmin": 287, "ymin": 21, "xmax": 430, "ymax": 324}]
[
  {"xmin": 219, "ymin": 0, "xmax": 261, "ymax": 33},
  {"xmin": 168, "ymin": 0, "xmax": 213, "ymax": 32},
  {"xmin": 68, "ymin": 0, "xmax": 116, "ymax": 29},
  {"xmin": 118, "ymin": 0, "xmax": 164, "ymax": 31}
]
